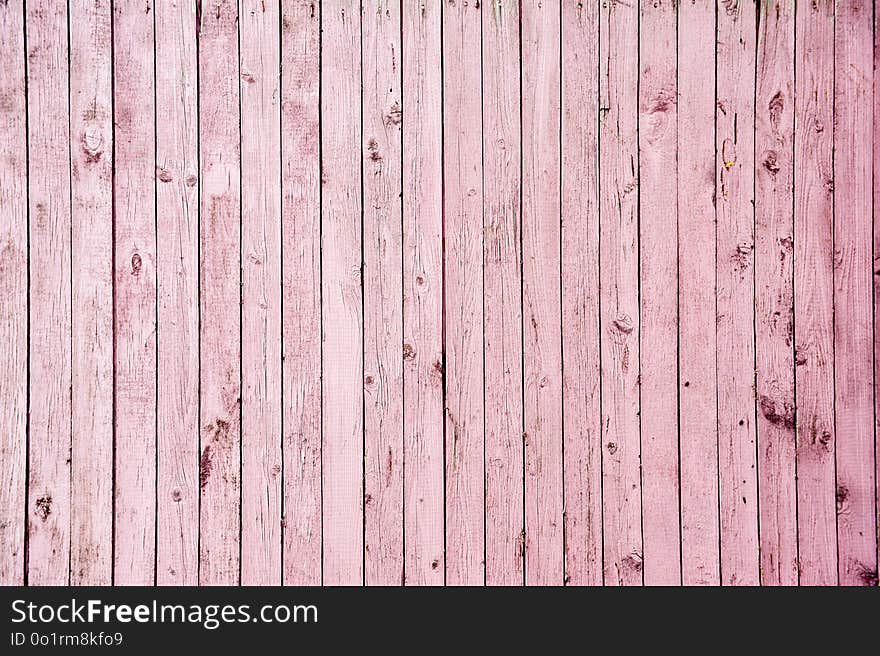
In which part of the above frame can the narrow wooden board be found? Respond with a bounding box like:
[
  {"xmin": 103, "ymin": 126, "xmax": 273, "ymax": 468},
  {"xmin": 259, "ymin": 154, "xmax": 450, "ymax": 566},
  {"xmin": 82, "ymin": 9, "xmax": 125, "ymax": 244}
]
[
  {"xmin": 754, "ymin": 0, "xmax": 797, "ymax": 586},
  {"xmin": 280, "ymin": 0, "xmax": 322, "ymax": 586},
  {"xmin": 716, "ymin": 0, "xmax": 760, "ymax": 586},
  {"xmin": 0, "ymin": 0, "xmax": 27, "ymax": 586},
  {"xmin": 113, "ymin": 0, "xmax": 157, "ymax": 585},
  {"xmin": 198, "ymin": 0, "xmax": 241, "ymax": 585},
  {"xmin": 362, "ymin": 0, "xmax": 404, "ymax": 586},
  {"xmin": 561, "ymin": 0, "xmax": 602, "ymax": 586},
  {"xmin": 26, "ymin": 0, "xmax": 73, "ymax": 586},
  {"xmin": 638, "ymin": 0, "xmax": 680, "ymax": 586},
  {"xmin": 442, "ymin": 0, "xmax": 484, "ymax": 587},
  {"xmin": 321, "ymin": 0, "xmax": 364, "ymax": 585},
  {"xmin": 599, "ymin": 0, "xmax": 642, "ymax": 586},
  {"xmin": 240, "ymin": 0, "xmax": 283, "ymax": 586},
  {"xmin": 482, "ymin": 0, "xmax": 524, "ymax": 586}
]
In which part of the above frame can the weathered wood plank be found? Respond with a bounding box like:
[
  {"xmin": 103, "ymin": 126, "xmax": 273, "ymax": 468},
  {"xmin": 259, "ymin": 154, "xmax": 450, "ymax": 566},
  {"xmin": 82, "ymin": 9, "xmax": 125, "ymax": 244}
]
[
  {"xmin": 198, "ymin": 0, "xmax": 241, "ymax": 585},
  {"xmin": 599, "ymin": 0, "xmax": 642, "ymax": 586},
  {"xmin": 321, "ymin": 0, "xmax": 364, "ymax": 586},
  {"xmin": 482, "ymin": 0, "xmax": 524, "ymax": 586},
  {"xmin": 794, "ymin": 0, "xmax": 836, "ymax": 586},
  {"xmin": 240, "ymin": 0, "xmax": 282, "ymax": 587},
  {"xmin": 443, "ymin": 0, "xmax": 484, "ymax": 587},
  {"xmin": 402, "ymin": 0, "xmax": 444, "ymax": 586},
  {"xmin": 754, "ymin": 0, "xmax": 797, "ymax": 586},
  {"xmin": 638, "ymin": 0, "xmax": 679, "ymax": 586},
  {"xmin": 155, "ymin": 0, "xmax": 199, "ymax": 586},
  {"xmin": 26, "ymin": 0, "xmax": 73, "ymax": 586},
  {"xmin": 834, "ymin": 0, "xmax": 877, "ymax": 587},
  {"xmin": 280, "ymin": 0, "xmax": 322, "ymax": 586},
  {"xmin": 0, "ymin": 0, "xmax": 27, "ymax": 587},
  {"xmin": 561, "ymin": 0, "xmax": 601, "ymax": 587},
  {"xmin": 521, "ymin": 0, "xmax": 563, "ymax": 586},
  {"xmin": 362, "ymin": 0, "xmax": 404, "ymax": 586},
  {"xmin": 716, "ymin": 0, "xmax": 760, "ymax": 586},
  {"xmin": 113, "ymin": 0, "xmax": 157, "ymax": 586}
]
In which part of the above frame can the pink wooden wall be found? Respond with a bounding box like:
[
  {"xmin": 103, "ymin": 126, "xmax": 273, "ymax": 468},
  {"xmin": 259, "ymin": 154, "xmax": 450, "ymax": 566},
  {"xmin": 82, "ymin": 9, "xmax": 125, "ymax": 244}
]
[{"xmin": 0, "ymin": 0, "xmax": 877, "ymax": 586}]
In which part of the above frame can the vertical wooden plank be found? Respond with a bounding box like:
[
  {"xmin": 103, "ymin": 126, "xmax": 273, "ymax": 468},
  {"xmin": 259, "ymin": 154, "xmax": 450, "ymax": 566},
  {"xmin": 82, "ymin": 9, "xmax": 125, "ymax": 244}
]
[
  {"xmin": 521, "ymin": 0, "xmax": 562, "ymax": 586},
  {"xmin": 26, "ymin": 0, "xmax": 72, "ymax": 586},
  {"xmin": 362, "ymin": 0, "xmax": 403, "ymax": 586},
  {"xmin": 198, "ymin": 0, "xmax": 241, "ymax": 585},
  {"xmin": 155, "ymin": 0, "xmax": 199, "ymax": 586},
  {"xmin": 280, "ymin": 0, "xmax": 321, "ymax": 585},
  {"xmin": 321, "ymin": 0, "xmax": 363, "ymax": 586},
  {"xmin": 113, "ymin": 0, "xmax": 157, "ymax": 585},
  {"xmin": 637, "ymin": 0, "xmax": 679, "ymax": 586},
  {"xmin": 794, "ymin": 0, "xmax": 836, "ymax": 586},
  {"xmin": 678, "ymin": 0, "xmax": 720, "ymax": 588},
  {"xmin": 0, "ymin": 0, "xmax": 27, "ymax": 586},
  {"xmin": 716, "ymin": 0, "xmax": 759, "ymax": 586},
  {"xmin": 875, "ymin": 0, "xmax": 880, "ymax": 589},
  {"xmin": 240, "ymin": 0, "xmax": 282, "ymax": 586},
  {"xmin": 69, "ymin": 0, "xmax": 114, "ymax": 587},
  {"xmin": 482, "ymin": 0, "xmax": 524, "ymax": 586},
  {"xmin": 599, "ymin": 0, "xmax": 642, "ymax": 586},
  {"xmin": 754, "ymin": 0, "xmax": 797, "ymax": 586},
  {"xmin": 402, "ymin": 0, "xmax": 444, "ymax": 586},
  {"xmin": 834, "ymin": 0, "xmax": 877, "ymax": 587},
  {"xmin": 561, "ymin": 0, "xmax": 601, "ymax": 587},
  {"xmin": 443, "ymin": 0, "xmax": 484, "ymax": 587}
]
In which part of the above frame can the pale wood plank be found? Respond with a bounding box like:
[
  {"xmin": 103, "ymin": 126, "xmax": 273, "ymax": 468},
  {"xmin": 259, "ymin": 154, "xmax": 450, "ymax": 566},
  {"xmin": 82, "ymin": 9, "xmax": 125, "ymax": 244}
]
[
  {"xmin": 113, "ymin": 0, "xmax": 157, "ymax": 585},
  {"xmin": 443, "ymin": 0, "xmax": 484, "ymax": 586},
  {"xmin": 362, "ymin": 0, "xmax": 404, "ymax": 586},
  {"xmin": 599, "ymin": 0, "xmax": 642, "ymax": 586},
  {"xmin": 754, "ymin": 0, "xmax": 797, "ymax": 586},
  {"xmin": 26, "ymin": 0, "xmax": 73, "ymax": 586},
  {"xmin": 69, "ymin": 0, "xmax": 114, "ymax": 587},
  {"xmin": 280, "ymin": 0, "xmax": 321, "ymax": 586},
  {"xmin": 155, "ymin": 0, "xmax": 199, "ymax": 586},
  {"xmin": 637, "ymin": 0, "xmax": 679, "ymax": 586},
  {"xmin": 678, "ymin": 0, "xmax": 720, "ymax": 588},
  {"xmin": 240, "ymin": 0, "xmax": 282, "ymax": 586},
  {"xmin": 521, "ymin": 0, "xmax": 562, "ymax": 586},
  {"xmin": 0, "ymin": 0, "xmax": 27, "ymax": 586},
  {"xmin": 561, "ymin": 0, "xmax": 601, "ymax": 586},
  {"xmin": 833, "ymin": 0, "xmax": 877, "ymax": 587},
  {"xmin": 198, "ymin": 0, "xmax": 241, "ymax": 585},
  {"xmin": 482, "ymin": 0, "xmax": 524, "ymax": 586},
  {"xmin": 716, "ymin": 0, "xmax": 760, "ymax": 586},
  {"xmin": 875, "ymin": 0, "xmax": 880, "ymax": 590},
  {"xmin": 402, "ymin": 0, "xmax": 444, "ymax": 586},
  {"xmin": 794, "ymin": 0, "xmax": 837, "ymax": 586},
  {"xmin": 321, "ymin": 0, "xmax": 364, "ymax": 585}
]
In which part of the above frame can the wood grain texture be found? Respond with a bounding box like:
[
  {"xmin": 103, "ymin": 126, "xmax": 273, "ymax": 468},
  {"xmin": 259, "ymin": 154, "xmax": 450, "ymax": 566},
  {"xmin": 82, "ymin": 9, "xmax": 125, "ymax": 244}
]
[
  {"xmin": 155, "ymin": 0, "xmax": 199, "ymax": 586},
  {"xmin": 754, "ymin": 0, "xmax": 797, "ymax": 586},
  {"xmin": 280, "ymin": 0, "xmax": 321, "ymax": 586},
  {"xmin": 482, "ymin": 0, "xmax": 524, "ymax": 586},
  {"xmin": 26, "ymin": 0, "xmax": 73, "ymax": 586},
  {"xmin": 239, "ymin": 0, "xmax": 282, "ymax": 586},
  {"xmin": 833, "ymin": 0, "xmax": 877, "ymax": 587},
  {"xmin": 0, "ymin": 0, "xmax": 27, "ymax": 587},
  {"xmin": 521, "ymin": 0, "xmax": 563, "ymax": 586},
  {"xmin": 198, "ymin": 0, "xmax": 241, "ymax": 586},
  {"xmin": 321, "ymin": 0, "xmax": 363, "ymax": 586},
  {"xmin": 794, "ymin": 0, "xmax": 837, "ymax": 586},
  {"xmin": 113, "ymin": 0, "xmax": 157, "ymax": 586},
  {"xmin": 638, "ymin": 0, "xmax": 680, "ymax": 586},
  {"xmin": 561, "ymin": 0, "xmax": 601, "ymax": 586},
  {"xmin": 443, "ymin": 0, "xmax": 484, "ymax": 587},
  {"xmin": 715, "ymin": 0, "xmax": 760, "ymax": 586},
  {"xmin": 599, "ymin": 0, "xmax": 642, "ymax": 586},
  {"xmin": 362, "ymin": 0, "xmax": 404, "ymax": 586}
]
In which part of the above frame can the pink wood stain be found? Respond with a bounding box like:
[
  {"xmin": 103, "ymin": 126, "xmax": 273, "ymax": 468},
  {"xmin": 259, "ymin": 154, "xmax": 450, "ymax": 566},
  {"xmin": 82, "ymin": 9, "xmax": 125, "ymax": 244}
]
[{"xmin": 0, "ymin": 0, "xmax": 877, "ymax": 586}]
